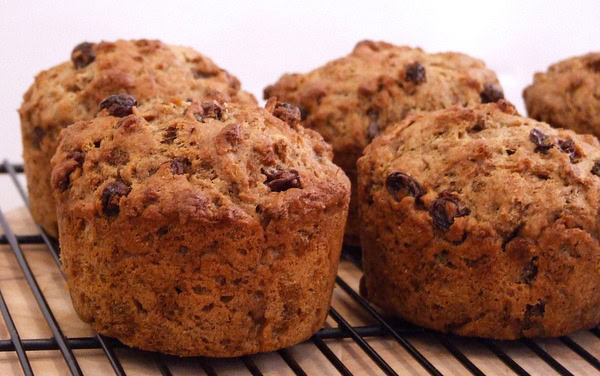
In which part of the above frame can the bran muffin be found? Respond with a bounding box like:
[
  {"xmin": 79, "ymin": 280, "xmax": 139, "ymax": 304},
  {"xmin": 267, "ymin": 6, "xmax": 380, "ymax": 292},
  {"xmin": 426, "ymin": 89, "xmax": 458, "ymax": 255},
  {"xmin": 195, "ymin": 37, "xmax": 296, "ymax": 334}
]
[
  {"xmin": 20, "ymin": 39, "xmax": 256, "ymax": 237},
  {"xmin": 264, "ymin": 40, "xmax": 504, "ymax": 246},
  {"xmin": 50, "ymin": 97, "xmax": 350, "ymax": 356},
  {"xmin": 523, "ymin": 52, "xmax": 600, "ymax": 138},
  {"xmin": 358, "ymin": 101, "xmax": 600, "ymax": 339}
]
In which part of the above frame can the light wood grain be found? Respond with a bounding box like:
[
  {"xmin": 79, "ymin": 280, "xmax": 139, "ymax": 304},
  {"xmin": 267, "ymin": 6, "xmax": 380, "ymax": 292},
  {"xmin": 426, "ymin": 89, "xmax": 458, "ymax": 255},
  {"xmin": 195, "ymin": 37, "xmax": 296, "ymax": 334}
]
[{"xmin": 1, "ymin": 207, "xmax": 599, "ymax": 375}]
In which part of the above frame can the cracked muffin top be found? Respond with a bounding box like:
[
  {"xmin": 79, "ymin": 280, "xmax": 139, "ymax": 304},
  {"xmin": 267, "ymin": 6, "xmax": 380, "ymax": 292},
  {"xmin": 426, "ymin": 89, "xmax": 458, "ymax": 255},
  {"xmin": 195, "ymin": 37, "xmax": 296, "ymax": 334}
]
[
  {"xmin": 51, "ymin": 98, "xmax": 349, "ymax": 226},
  {"xmin": 523, "ymin": 52, "xmax": 600, "ymax": 138},
  {"xmin": 358, "ymin": 101, "xmax": 600, "ymax": 338},
  {"xmin": 20, "ymin": 38, "xmax": 257, "ymax": 237},
  {"xmin": 264, "ymin": 40, "xmax": 504, "ymax": 170},
  {"xmin": 359, "ymin": 100, "xmax": 600, "ymax": 241},
  {"xmin": 21, "ymin": 39, "xmax": 256, "ymax": 142}
]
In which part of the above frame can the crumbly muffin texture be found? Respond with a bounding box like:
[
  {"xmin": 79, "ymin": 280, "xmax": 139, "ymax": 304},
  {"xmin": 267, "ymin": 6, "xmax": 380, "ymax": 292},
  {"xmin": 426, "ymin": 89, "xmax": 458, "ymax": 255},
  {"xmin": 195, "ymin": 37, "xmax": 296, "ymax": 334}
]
[
  {"xmin": 524, "ymin": 52, "xmax": 600, "ymax": 138},
  {"xmin": 20, "ymin": 39, "xmax": 256, "ymax": 237},
  {"xmin": 358, "ymin": 101, "xmax": 600, "ymax": 339},
  {"xmin": 265, "ymin": 40, "xmax": 504, "ymax": 245},
  {"xmin": 51, "ymin": 99, "xmax": 350, "ymax": 356}
]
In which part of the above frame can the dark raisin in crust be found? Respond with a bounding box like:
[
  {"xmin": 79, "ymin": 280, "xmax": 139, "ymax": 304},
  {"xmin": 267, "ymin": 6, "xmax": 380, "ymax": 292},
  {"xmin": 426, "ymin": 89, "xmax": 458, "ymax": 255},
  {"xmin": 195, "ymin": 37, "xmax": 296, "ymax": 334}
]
[
  {"xmin": 71, "ymin": 42, "xmax": 96, "ymax": 69},
  {"xmin": 99, "ymin": 94, "xmax": 137, "ymax": 117},
  {"xmin": 405, "ymin": 62, "xmax": 426, "ymax": 84},
  {"xmin": 100, "ymin": 181, "xmax": 131, "ymax": 217}
]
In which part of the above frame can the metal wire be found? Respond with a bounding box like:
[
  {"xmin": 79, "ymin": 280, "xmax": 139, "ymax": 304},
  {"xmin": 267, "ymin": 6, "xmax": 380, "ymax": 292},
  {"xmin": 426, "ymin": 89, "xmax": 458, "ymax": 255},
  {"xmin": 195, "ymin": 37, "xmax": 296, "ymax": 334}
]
[
  {"xmin": 1, "ymin": 162, "xmax": 600, "ymax": 376},
  {"xmin": 312, "ymin": 337, "xmax": 354, "ymax": 376},
  {"xmin": 560, "ymin": 336, "xmax": 600, "ymax": 372},
  {"xmin": 241, "ymin": 356, "xmax": 263, "ymax": 376},
  {"xmin": 0, "ymin": 208, "xmax": 83, "ymax": 375},
  {"xmin": 278, "ymin": 348, "xmax": 308, "ymax": 376},
  {"xmin": 329, "ymin": 307, "xmax": 399, "ymax": 376},
  {"xmin": 3, "ymin": 160, "xmax": 129, "ymax": 376},
  {"xmin": 0, "ymin": 290, "xmax": 33, "ymax": 376},
  {"xmin": 335, "ymin": 276, "xmax": 442, "ymax": 376},
  {"xmin": 432, "ymin": 333, "xmax": 484, "ymax": 376},
  {"xmin": 154, "ymin": 354, "xmax": 173, "ymax": 376},
  {"xmin": 521, "ymin": 339, "xmax": 574, "ymax": 376},
  {"xmin": 482, "ymin": 340, "xmax": 531, "ymax": 376},
  {"xmin": 0, "ymin": 164, "xmax": 24, "ymax": 173},
  {"xmin": 198, "ymin": 358, "xmax": 218, "ymax": 376},
  {"xmin": 97, "ymin": 334, "xmax": 127, "ymax": 376},
  {"xmin": 3, "ymin": 160, "xmax": 62, "ymax": 267},
  {"xmin": 0, "ymin": 234, "xmax": 45, "ymax": 244}
]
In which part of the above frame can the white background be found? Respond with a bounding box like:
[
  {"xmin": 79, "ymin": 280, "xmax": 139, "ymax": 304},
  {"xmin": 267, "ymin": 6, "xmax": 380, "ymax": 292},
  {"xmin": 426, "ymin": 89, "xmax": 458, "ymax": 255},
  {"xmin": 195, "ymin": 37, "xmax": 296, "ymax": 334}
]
[{"xmin": 0, "ymin": 0, "xmax": 599, "ymax": 209}]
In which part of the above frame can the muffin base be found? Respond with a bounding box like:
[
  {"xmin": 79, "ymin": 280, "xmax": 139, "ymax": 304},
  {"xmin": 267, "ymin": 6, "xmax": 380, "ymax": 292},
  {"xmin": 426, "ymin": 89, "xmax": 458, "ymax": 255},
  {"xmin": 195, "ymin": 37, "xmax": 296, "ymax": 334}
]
[{"xmin": 59, "ymin": 187, "xmax": 348, "ymax": 356}]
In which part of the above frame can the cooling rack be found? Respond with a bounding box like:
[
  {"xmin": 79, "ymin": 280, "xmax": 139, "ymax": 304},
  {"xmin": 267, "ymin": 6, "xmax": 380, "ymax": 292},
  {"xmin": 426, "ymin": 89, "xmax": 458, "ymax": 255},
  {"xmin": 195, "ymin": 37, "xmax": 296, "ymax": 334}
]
[{"xmin": 1, "ymin": 160, "xmax": 600, "ymax": 375}]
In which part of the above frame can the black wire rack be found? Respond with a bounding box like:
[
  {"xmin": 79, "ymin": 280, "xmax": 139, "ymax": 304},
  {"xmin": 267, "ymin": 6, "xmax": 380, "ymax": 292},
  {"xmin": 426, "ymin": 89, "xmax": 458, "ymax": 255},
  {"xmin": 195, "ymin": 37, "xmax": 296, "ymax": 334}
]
[{"xmin": 1, "ymin": 160, "xmax": 600, "ymax": 375}]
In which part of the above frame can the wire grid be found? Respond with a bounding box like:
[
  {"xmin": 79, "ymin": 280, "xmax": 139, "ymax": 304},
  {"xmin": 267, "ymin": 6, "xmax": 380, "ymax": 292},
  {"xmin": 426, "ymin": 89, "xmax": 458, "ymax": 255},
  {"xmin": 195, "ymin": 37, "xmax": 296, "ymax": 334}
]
[{"xmin": 0, "ymin": 160, "xmax": 599, "ymax": 376}]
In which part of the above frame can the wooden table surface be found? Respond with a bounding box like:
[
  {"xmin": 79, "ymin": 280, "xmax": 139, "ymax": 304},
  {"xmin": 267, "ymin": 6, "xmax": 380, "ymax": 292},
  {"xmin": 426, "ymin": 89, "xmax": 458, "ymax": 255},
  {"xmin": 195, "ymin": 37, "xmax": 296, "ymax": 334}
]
[{"xmin": 1, "ymin": 207, "xmax": 600, "ymax": 376}]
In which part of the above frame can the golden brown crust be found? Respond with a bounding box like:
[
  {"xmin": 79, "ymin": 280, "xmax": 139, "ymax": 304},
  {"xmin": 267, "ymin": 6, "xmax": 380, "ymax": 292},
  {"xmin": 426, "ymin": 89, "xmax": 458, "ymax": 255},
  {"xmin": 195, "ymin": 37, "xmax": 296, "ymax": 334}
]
[
  {"xmin": 523, "ymin": 52, "xmax": 600, "ymax": 138},
  {"xmin": 20, "ymin": 39, "xmax": 256, "ymax": 237},
  {"xmin": 358, "ymin": 101, "xmax": 600, "ymax": 339},
  {"xmin": 51, "ymin": 99, "xmax": 350, "ymax": 356},
  {"xmin": 265, "ymin": 40, "xmax": 503, "ymax": 245}
]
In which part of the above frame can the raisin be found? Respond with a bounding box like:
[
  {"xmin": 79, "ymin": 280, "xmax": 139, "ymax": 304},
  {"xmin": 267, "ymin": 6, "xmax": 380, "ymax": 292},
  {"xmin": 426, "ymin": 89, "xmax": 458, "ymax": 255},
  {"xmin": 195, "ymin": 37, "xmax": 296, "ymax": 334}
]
[
  {"xmin": 195, "ymin": 101, "xmax": 223, "ymax": 122},
  {"xmin": 171, "ymin": 157, "xmax": 191, "ymax": 175},
  {"xmin": 56, "ymin": 165, "xmax": 77, "ymax": 191},
  {"xmin": 405, "ymin": 62, "xmax": 426, "ymax": 84},
  {"xmin": 67, "ymin": 151, "xmax": 85, "ymax": 166},
  {"xmin": 99, "ymin": 94, "xmax": 137, "ymax": 117},
  {"xmin": 523, "ymin": 301, "xmax": 545, "ymax": 330},
  {"xmin": 162, "ymin": 126, "xmax": 177, "ymax": 144},
  {"xmin": 300, "ymin": 107, "xmax": 309, "ymax": 121},
  {"xmin": 522, "ymin": 256, "xmax": 538, "ymax": 284},
  {"xmin": 261, "ymin": 168, "xmax": 301, "ymax": 192},
  {"xmin": 222, "ymin": 123, "xmax": 241, "ymax": 146},
  {"xmin": 100, "ymin": 181, "xmax": 131, "ymax": 217},
  {"xmin": 386, "ymin": 172, "xmax": 424, "ymax": 201},
  {"xmin": 429, "ymin": 190, "xmax": 471, "ymax": 232},
  {"xmin": 366, "ymin": 108, "xmax": 379, "ymax": 140},
  {"xmin": 57, "ymin": 175, "xmax": 71, "ymax": 192},
  {"xmin": 56, "ymin": 151, "xmax": 85, "ymax": 191},
  {"xmin": 31, "ymin": 127, "xmax": 46, "ymax": 149},
  {"xmin": 592, "ymin": 161, "xmax": 600, "ymax": 177},
  {"xmin": 529, "ymin": 129, "xmax": 553, "ymax": 154},
  {"xmin": 525, "ymin": 302, "xmax": 545, "ymax": 317},
  {"xmin": 558, "ymin": 138, "xmax": 581, "ymax": 163},
  {"xmin": 192, "ymin": 69, "xmax": 217, "ymax": 79},
  {"xmin": 272, "ymin": 102, "xmax": 301, "ymax": 126},
  {"xmin": 480, "ymin": 83, "xmax": 504, "ymax": 103},
  {"xmin": 587, "ymin": 59, "xmax": 600, "ymax": 73},
  {"xmin": 501, "ymin": 223, "xmax": 523, "ymax": 252},
  {"xmin": 435, "ymin": 250, "xmax": 457, "ymax": 269},
  {"xmin": 467, "ymin": 122, "xmax": 485, "ymax": 133},
  {"xmin": 71, "ymin": 42, "xmax": 96, "ymax": 69}
]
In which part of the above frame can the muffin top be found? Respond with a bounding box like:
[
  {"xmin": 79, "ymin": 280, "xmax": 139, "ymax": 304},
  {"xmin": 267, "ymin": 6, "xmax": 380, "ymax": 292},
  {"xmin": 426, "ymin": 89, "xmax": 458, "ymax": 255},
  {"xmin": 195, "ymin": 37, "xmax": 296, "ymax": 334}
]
[
  {"xmin": 20, "ymin": 39, "xmax": 256, "ymax": 142},
  {"xmin": 523, "ymin": 52, "xmax": 600, "ymax": 137},
  {"xmin": 51, "ymin": 98, "xmax": 349, "ymax": 227},
  {"xmin": 359, "ymin": 100, "xmax": 600, "ymax": 244},
  {"xmin": 264, "ymin": 40, "xmax": 503, "ymax": 170}
]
